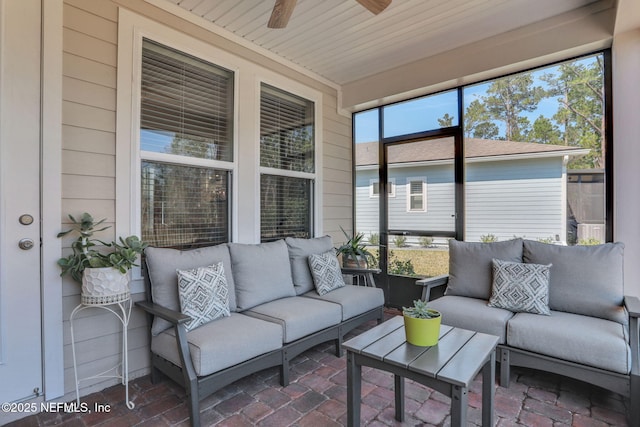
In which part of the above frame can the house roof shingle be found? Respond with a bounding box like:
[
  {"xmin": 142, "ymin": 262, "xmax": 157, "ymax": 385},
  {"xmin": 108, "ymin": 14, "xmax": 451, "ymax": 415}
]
[{"xmin": 355, "ymin": 137, "xmax": 589, "ymax": 166}]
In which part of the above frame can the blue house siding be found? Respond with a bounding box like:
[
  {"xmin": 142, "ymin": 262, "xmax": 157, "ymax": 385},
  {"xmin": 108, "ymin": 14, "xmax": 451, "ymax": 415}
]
[{"xmin": 356, "ymin": 156, "xmax": 568, "ymax": 244}]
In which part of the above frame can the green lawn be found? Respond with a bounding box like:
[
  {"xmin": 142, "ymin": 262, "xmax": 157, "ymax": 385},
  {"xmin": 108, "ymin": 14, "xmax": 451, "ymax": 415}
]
[{"xmin": 370, "ymin": 247, "xmax": 450, "ymax": 277}]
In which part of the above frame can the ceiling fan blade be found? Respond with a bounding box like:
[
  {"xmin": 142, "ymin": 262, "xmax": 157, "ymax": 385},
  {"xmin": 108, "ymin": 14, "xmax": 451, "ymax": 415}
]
[
  {"xmin": 268, "ymin": 0, "xmax": 298, "ymax": 28},
  {"xmin": 356, "ymin": 0, "xmax": 392, "ymax": 15}
]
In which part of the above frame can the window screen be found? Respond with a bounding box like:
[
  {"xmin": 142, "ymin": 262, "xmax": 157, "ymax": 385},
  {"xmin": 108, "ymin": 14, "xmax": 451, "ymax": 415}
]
[
  {"xmin": 142, "ymin": 161, "xmax": 229, "ymax": 248},
  {"xmin": 260, "ymin": 175, "xmax": 312, "ymax": 242}
]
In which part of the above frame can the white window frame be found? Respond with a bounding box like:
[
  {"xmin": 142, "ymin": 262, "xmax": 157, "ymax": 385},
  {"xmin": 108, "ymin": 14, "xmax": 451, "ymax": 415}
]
[
  {"xmin": 369, "ymin": 178, "xmax": 396, "ymax": 198},
  {"xmin": 257, "ymin": 77, "xmax": 323, "ymax": 240},
  {"xmin": 117, "ymin": 10, "xmax": 324, "ymax": 292},
  {"xmin": 406, "ymin": 177, "xmax": 427, "ymax": 212}
]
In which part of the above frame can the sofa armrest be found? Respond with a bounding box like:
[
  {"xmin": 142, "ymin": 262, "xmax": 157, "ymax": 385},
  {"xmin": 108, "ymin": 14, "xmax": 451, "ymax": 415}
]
[
  {"xmin": 136, "ymin": 300, "xmax": 191, "ymax": 325},
  {"xmin": 135, "ymin": 300, "xmax": 199, "ymax": 382},
  {"xmin": 625, "ymin": 296, "xmax": 640, "ymax": 376},
  {"xmin": 625, "ymin": 295, "xmax": 640, "ymax": 318},
  {"xmin": 416, "ymin": 275, "xmax": 449, "ymax": 301}
]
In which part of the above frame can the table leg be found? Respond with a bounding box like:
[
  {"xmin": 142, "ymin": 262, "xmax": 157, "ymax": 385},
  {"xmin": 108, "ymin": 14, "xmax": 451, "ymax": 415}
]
[
  {"xmin": 347, "ymin": 351, "xmax": 362, "ymax": 427},
  {"xmin": 482, "ymin": 351, "xmax": 496, "ymax": 427},
  {"xmin": 450, "ymin": 385, "xmax": 468, "ymax": 427},
  {"xmin": 394, "ymin": 375, "xmax": 404, "ymax": 421}
]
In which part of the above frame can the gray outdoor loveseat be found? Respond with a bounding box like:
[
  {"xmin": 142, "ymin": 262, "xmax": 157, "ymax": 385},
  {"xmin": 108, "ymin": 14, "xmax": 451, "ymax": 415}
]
[
  {"xmin": 136, "ymin": 236, "xmax": 384, "ymax": 427},
  {"xmin": 419, "ymin": 238, "xmax": 640, "ymax": 426}
]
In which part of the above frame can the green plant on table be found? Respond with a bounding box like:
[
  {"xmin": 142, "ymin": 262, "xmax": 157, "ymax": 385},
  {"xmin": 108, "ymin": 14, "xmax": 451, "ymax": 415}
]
[
  {"xmin": 57, "ymin": 212, "xmax": 148, "ymax": 283},
  {"xmin": 335, "ymin": 226, "xmax": 374, "ymax": 267},
  {"xmin": 403, "ymin": 299, "xmax": 441, "ymax": 319}
]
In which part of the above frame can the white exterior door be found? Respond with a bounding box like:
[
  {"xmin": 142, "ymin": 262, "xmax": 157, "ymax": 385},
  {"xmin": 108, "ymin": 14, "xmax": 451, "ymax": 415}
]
[{"xmin": 0, "ymin": 0, "xmax": 43, "ymax": 402}]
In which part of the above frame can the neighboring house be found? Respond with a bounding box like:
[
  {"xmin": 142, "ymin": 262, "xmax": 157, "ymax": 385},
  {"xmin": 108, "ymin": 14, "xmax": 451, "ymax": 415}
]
[{"xmin": 356, "ymin": 138, "xmax": 589, "ymax": 243}]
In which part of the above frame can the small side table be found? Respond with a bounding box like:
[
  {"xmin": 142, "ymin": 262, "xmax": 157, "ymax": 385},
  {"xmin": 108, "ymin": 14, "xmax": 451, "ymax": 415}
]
[
  {"xmin": 344, "ymin": 316, "xmax": 498, "ymax": 427},
  {"xmin": 341, "ymin": 267, "xmax": 381, "ymax": 287},
  {"xmin": 69, "ymin": 292, "xmax": 134, "ymax": 409}
]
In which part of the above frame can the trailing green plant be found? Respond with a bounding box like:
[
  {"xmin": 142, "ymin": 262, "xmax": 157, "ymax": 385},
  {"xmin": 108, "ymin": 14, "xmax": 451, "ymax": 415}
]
[
  {"xmin": 418, "ymin": 236, "xmax": 433, "ymax": 247},
  {"xmin": 480, "ymin": 234, "xmax": 498, "ymax": 243},
  {"xmin": 403, "ymin": 299, "xmax": 440, "ymax": 319},
  {"xmin": 335, "ymin": 226, "xmax": 374, "ymax": 266},
  {"xmin": 57, "ymin": 213, "xmax": 148, "ymax": 283},
  {"xmin": 393, "ymin": 235, "xmax": 407, "ymax": 247}
]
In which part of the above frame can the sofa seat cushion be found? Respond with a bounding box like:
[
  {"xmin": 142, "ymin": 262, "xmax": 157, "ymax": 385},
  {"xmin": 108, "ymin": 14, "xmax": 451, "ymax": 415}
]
[
  {"xmin": 245, "ymin": 296, "xmax": 342, "ymax": 343},
  {"xmin": 523, "ymin": 240, "xmax": 626, "ymax": 324},
  {"xmin": 427, "ymin": 295, "xmax": 514, "ymax": 344},
  {"xmin": 446, "ymin": 238, "xmax": 523, "ymax": 300},
  {"xmin": 302, "ymin": 285, "xmax": 384, "ymax": 321},
  {"xmin": 145, "ymin": 244, "xmax": 237, "ymax": 336},
  {"xmin": 151, "ymin": 313, "xmax": 283, "ymax": 377},
  {"xmin": 507, "ymin": 310, "xmax": 631, "ymax": 374},
  {"xmin": 286, "ymin": 235, "xmax": 334, "ymax": 295},
  {"xmin": 229, "ymin": 240, "xmax": 296, "ymax": 311}
]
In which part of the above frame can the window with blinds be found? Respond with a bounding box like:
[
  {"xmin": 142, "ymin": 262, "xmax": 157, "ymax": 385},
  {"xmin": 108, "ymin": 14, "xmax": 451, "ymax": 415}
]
[
  {"xmin": 260, "ymin": 83, "xmax": 315, "ymax": 241},
  {"xmin": 141, "ymin": 39, "xmax": 234, "ymax": 161},
  {"xmin": 140, "ymin": 39, "xmax": 234, "ymax": 248},
  {"xmin": 408, "ymin": 178, "xmax": 426, "ymax": 212},
  {"xmin": 260, "ymin": 83, "xmax": 314, "ymax": 172}
]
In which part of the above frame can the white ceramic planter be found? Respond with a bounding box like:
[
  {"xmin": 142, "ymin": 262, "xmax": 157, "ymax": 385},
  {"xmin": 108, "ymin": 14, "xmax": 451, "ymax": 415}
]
[{"xmin": 81, "ymin": 267, "xmax": 130, "ymax": 305}]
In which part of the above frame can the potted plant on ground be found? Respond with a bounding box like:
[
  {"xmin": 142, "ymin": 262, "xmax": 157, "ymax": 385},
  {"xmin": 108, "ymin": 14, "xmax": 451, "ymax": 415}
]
[
  {"xmin": 402, "ymin": 299, "xmax": 441, "ymax": 346},
  {"xmin": 335, "ymin": 226, "xmax": 374, "ymax": 268},
  {"xmin": 57, "ymin": 213, "xmax": 147, "ymax": 305}
]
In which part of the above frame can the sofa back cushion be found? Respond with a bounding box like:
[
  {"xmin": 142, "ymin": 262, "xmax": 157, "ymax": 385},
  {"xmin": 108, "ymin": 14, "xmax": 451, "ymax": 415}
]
[
  {"xmin": 146, "ymin": 244, "xmax": 236, "ymax": 336},
  {"xmin": 229, "ymin": 240, "xmax": 296, "ymax": 311},
  {"xmin": 285, "ymin": 235, "xmax": 334, "ymax": 295},
  {"xmin": 446, "ymin": 238, "xmax": 523, "ymax": 300},
  {"xmin": 523, "ymin": 240, "xmax": 626, "ymax": 324}
]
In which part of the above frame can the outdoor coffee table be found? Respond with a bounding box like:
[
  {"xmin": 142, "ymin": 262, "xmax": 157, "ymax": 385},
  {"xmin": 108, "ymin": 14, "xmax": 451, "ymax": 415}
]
[{"xmin": 344, "ymin": 316, "xmax": 499, "ymax": 427}]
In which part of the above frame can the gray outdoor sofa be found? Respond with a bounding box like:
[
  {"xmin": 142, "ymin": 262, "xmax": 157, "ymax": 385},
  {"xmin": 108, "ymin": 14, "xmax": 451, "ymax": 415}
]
[
  {"xmin": 418, "ymin": 238, "xmax": 640, "ymax": 425},
  {"xmin": 136, "ymin": 236, "xmax": 384, "ymax": 427}
]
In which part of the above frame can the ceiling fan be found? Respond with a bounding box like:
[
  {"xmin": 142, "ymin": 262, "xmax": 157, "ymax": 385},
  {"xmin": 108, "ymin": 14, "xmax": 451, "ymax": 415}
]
[{"xmin": 268, "ymin": 0, "xmax": 392, "ymax": 28}]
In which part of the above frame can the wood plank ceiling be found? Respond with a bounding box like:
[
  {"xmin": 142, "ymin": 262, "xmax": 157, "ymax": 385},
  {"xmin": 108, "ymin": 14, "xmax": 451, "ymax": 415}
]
[{"xmin": 167, "ymin": 0, "xmax": 600, "ymax": 85}]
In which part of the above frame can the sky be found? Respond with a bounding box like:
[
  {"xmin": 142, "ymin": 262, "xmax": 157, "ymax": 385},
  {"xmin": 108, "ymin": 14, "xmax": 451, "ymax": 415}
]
[{"xmin": 354, "ymin": 54, "xmax": 598, "ymax": 144}]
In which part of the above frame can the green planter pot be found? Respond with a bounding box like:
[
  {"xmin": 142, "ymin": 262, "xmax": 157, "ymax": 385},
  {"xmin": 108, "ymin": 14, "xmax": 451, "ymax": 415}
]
[{"xmin": 403, "ymin": 311, "xmax": 441, "ymax": 346}]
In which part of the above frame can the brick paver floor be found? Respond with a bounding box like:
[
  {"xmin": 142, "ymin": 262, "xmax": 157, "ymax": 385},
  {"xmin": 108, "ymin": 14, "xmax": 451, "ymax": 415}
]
[{"xmin": 6, "ymin": 310, "xmax": 630, "ymax": 426}]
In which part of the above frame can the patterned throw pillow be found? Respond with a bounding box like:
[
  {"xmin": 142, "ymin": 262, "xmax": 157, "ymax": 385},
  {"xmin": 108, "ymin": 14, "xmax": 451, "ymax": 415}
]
[
  {"xmin": 308, "ymin": 250, "xmax": 346, "ymax": 296},
  {"xmin": 177, "ymin": 262, "xmax": 230, "ymax": 331},
  {"xmin": 488, "ymin": 259, "xmax": 552, "ymax": 315}
]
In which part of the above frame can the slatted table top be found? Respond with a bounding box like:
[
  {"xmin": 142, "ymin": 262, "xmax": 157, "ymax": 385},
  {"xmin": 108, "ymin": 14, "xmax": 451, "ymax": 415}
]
[{"xmin": 344, "ymin": 316, "xmax": 499, "ymax": 388}]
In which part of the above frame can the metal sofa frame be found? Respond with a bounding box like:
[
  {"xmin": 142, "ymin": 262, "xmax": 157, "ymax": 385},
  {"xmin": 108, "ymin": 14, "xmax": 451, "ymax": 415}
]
[{"xmin": 138, "ymin": 263, "xmax": 384, "ymax": 427}]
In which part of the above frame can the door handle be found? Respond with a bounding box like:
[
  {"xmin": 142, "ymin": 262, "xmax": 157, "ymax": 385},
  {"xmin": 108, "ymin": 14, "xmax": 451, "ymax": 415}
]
[{"xmin": 19, "ymin": 238, "xmax": 35, "ymax": 250}]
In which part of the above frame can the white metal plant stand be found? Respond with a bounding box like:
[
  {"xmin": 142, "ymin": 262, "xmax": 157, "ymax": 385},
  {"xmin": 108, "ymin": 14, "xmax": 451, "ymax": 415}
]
[{"xmin": 69, "ymin": 292, "xmax": 135, "ymax": 409}]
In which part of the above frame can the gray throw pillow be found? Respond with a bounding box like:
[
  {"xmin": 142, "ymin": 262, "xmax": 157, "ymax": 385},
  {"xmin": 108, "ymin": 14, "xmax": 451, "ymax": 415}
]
[
  {"xmin": 446, "ymin": 238, "xmax": 523, "ymax": 300},
  {"xmin": 229, "ymin": 240, "xmax": 296, "ymax": 311},
  {"xmin": 145, "ymin": 244, "xmax": 236, "ymax": 336},
  {"xmin": 286, "ymin": 235, "xmax": 334, "ymax": 295},
  {"xmin": 488, "ymin": 259, "xmax": 551, "ymax": 315},
  {"xmin": 523, "ymin": 240, "xmax": 626, "ymax": 324},
  {"xmin": 177, "ymin": 262, "xmax": 230, "ymax": 332},
  {"xmin": 308, "ymin": 250, "xmax": 346, "ymax": 295}
]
